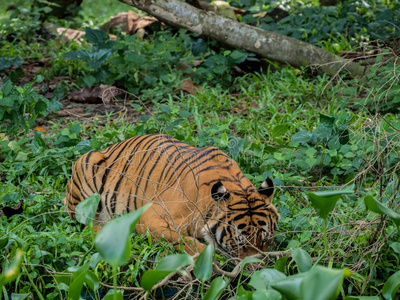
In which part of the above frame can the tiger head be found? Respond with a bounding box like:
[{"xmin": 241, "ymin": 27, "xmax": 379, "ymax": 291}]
[{"xmin": 202, "ymin": 177, "xmax": 279, "ymax": 258}]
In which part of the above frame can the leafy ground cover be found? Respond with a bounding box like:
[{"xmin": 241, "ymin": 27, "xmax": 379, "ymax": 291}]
[{"xmin": 1, "ymin": 0, "xmax": 400, "ymax": 299}]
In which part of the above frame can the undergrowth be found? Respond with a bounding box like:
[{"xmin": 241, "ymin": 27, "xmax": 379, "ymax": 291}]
[{"xmin": 1, "ymin": 0, "xmax": 400, "ymax": 299}]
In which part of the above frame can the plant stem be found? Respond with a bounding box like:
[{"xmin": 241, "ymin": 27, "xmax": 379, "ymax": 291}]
[
  {"xmin": 22, "ymin": 265, "xmax": 45, "ymax": 300},
  {"xmin": 113, "ymin": 266, "xmax": 117, "ymax": 300},
  {"xmin": 323, "ymin": 218, "xmax": 328, "ymax": 254},
  {"xmin": 314, "ymin": 218, "xmax": 328, "ymax": 267}
]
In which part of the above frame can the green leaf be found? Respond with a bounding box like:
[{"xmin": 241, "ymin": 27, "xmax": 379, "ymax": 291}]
[
  {"xmin": 69, "ymin": 262, "xmax": 90, "ymax": 300},
  {"xmin": 291, "ymin": 248, "xmax": 312, "ymax": 272},
  {"xmin": 157, "ymin": 254, "xmax": 194, "ymax": 271},
  {"xmin": 0, "ymin": 249, "xmax": 24, "ymax": 288},
  {"xmin": 85, "ymin": 27, "xmax": 106, "ymax": 44},
  {"xmin": 240, "ymin": 256, "xmax": 264, "ymax": 269},
  {"xmin": 2, "ymin": 80, "xmax": 14, "ymax": 97},
  {"xmin": 75, "ymin": 194, "xmax": 101, "ymax": 226},
  {"xmin": 389, "ymin": 242, "xmax": 400, "ymax": 254},
  {"xmin": 291, "ymin": 130, "xmax": 312, "ymax": 144},
  {"xmin": 270, "ymin": 272, "xmax": 305, "ymax": 299},
  {"xmin": 140, "ymin": 270, "xmax": 172, "ymax": 292},
  {"xmin": 0, "ymin": 236, "xmax": 9, "ymax": 250},
  {"xmin": 307, "ymin": 186, "xmax": 354, "ymax": 220},
  {"xmin": 10, "ymin": 293, "xmax": 30, "ymax": 300},
  {"xmin": 95, "ymin": 203, "xmax": 152, "ymax": 267},
  {"xmin": 83, "ymin": 75, "xmax": 96, "ymax": 88},
  {"xmin": 103, "ymin": 290, "xmax": 124, "ymax": 300},
  {"xmin": 0, "ymin": 57, "xmax": 24, "ymax": 71},
  {"xmin": 249, "ymin": 269, "xmax": 286, "ymax": 291},
  {"xmin": 141, "ymin": 253, "xmax": 194, "ymax": 291},
  {"xmin": 274, "ymin": 256, "xmax": 288, "ymax": 273},
  {"xmin": 203, "ymin": 277, "xmax": 227, "ymax": 300},
  {"xmin": 15, "ymin": 151, "xmax": 28, "ymax": 162},
  {"xmin": 193, "ymin": 244, "xmax": 214, "ymax": 282},
  {"xmin": 253, "ymin": 289, "xmax": 282, "ymax": 300},
  {"xmin": 160, "ymin": 104, "xmax": 172, "ymax": 114},
  {"xmin": 271, "ymin": 124, "xmax": 289, "ymax": 138},
  {"xmin": 179, "ymin": 110, "xmax": 193, "ymax": 118},
  {"xmin": 382, "ymin": 270, "xmax": 400, "ymax": 300},
  {"xmin": 271, "ymin": 266, "xmax": 350, "ymax": 300},
  {"xmin": 364, "ymin": 195, "xmax": 400, "ymax": 228},
  {"xmin": 85, "ymin": 270, "xmax": 99, "ymax": 291},
  {"xmin": 301, "ymin": 266, "xmax": 350, "ymax": 300}
]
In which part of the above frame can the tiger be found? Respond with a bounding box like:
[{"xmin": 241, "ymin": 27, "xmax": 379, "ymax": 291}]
[{"xmin": 64, "ymin": 134, "xmax": 280, "ymax": 258}]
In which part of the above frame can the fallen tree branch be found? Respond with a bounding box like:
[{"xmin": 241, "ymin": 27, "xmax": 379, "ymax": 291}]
[{"xmin": 119, "ymin": 0, "xmax": 364, "ymax": 77}]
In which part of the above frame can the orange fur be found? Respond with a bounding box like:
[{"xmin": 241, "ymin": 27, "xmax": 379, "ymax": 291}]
[{"xmin": 64, "ymin": 134, "xmax": 279, "ymax": 257}]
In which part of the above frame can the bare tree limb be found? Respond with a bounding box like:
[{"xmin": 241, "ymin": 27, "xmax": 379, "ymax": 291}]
[{"xmin": 119, "ymin": 0, "xmax": 364, "ymax": 77}]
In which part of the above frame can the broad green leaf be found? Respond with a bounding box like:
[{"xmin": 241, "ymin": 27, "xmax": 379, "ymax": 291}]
[
  {"xmin": 68, "ymin": 262, "xmax": 90, "ymax": 300},
  {"xmin": 382, "ymin": 270, "xmax": 400, "ymax": 300},
  {"xmin": 203, "ymin": 277, "xmax": 227, "ymax": 300},
  {"xmin": 307, "ymin": 186, "xmax": 354, "ymax": 219},
  {"xmin": 253, "ymin": 289, "xmax": 282, "ymax": 300},
  {"xmin": 291, "ymin": 130, "xmax": 312, "ymax": 144},
  {"xmin": 301, "ymin": 266, "xmax": 350, "ymax": 300},
  {"xmin": 193, "ymin": 244, "xmax": 214, "ymax": 282},
  {"xmin": 271, "ymin": 124, "xmax": 289, "ymax": 138},
  {"xmin": 10, "ymin": 293, "xmax": 30, "ymax": 300},
  {"xmin": 156, "ymin": 254, "xmax": 194, "ymax": 271},
  {"xmin": 249, "ymin": 269, "xmax": 286, "ymax": 291},
  {"xmin": 85, "ymin": 27, "xmax": 106, "ymax": 44},
  {"xmin": 240, "ymin": 256, "xmax": 264, "ymax": 269},
  {"xmin": 364, "ymin": 195, "xmax": 400, "ymax": 228},
  {"xmin": 140, "ymin": 270, "xmax": 172, "ymax": 292},
  {"xmin": 271, "ymin": 266, "xmax": 350, "ymax": 300},
  {"xmin": 389, "ymin": 242, "xmax": 400, "ymax": 254},
  {"xmin": 75, "ymin": 194, "xmax": 101, "ymax": 225},
  {"xmin": 274, "ymin": 256, "xmax": 288, "ymax": 273},
  {"xmin": 291, "ymin": 248, "xmax": 312, "ymax": 272},
  {"xmin": 95, "ymin": 203, "xmax": 151, "ymax": 267},
  {"xmin": 271, "ymin": 272, "xmax": 305, "ymax": 299},
  {"xmin": 85, "ymin": 270, "xmax": 99, "ymax": 291},
  {"xmin": 89, "ymin": 252, "xmax": 102, "ymax": 268},
  {"xmin": 83, "ymin": 75, "xmax": 96, "ymax": 89},
  {"xmin": 141, "ymin": 253, "xmax": 194, "ymax": 292}
]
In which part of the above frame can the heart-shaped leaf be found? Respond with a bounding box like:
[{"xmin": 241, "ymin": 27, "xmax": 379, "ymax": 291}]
[
  {"xmin": 382, "ymin": 270, "xmax": 400, "ymax": 300},
  {"xmin": 364, "ymin": 195, "xmax": 400, "ymax": 228},
  {"xmin": 141, "ymin": 253, "xmax": 194, "ymax": 291},
  {"xmin": 95, "ymin": 203, "xmax": 151, "ymax": 268},
  {"xmin": 75, "ymin": 194, "xmax": 101, "ymax": 226},
  {"xmin": 249, "ymin": 269, "xmax": 286, "ymax": 291},
  {"xmin": 203, "ymin": 277, "xmax": 227, "ymax": 300},
  {"xmin": 307, "ymin": 186, "xmax": 354, "ymax": 219},
  {"xmin": 291, "ymin": 248, "xmax": 312, "ymax": 273},
  {"xmin": 193, "ymin": 244, "xmax": 214, "ymax": 282}
]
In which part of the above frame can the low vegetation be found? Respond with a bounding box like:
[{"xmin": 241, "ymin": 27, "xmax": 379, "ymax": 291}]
[{"xmin": 1, "ymin": 0, "xmax": 400, "ymax": 299}]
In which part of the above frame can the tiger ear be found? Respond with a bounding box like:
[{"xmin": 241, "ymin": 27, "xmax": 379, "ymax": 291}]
[
  {"xmin": 258, "ymin": 177, "xmax": 274, "ymax": 197},
  {"xmin": 211, "ymin": 181, "xmax": 230, "ymax": 201}
]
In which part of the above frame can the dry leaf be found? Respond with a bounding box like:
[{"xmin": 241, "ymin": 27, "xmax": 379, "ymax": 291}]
[
  {"xmin": 34, "ymin": 126, "xmax": 46, "ymax": 132},
  {"xmin": 177, "ymin": 79, "xmax": 202, "ymax": 95},
  {"xmin": 69, "ymin": 85, "xmax": 123, "ymax": 105},
  {"xmin": 57, "ymin": 28, "xmax": 86, "ymax": 44},
  {"xmin": 101, "ymin": 10, "xmax": 158, "ymax": 35},
  {"xmin": 56, "ymin": 28, "xmax": 117, "ymax": 44}
]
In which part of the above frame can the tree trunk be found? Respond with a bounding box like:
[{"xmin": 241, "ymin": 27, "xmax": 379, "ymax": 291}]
[{"xmin": 119, "ymin": 0, "xmax": 364, "ymax": 77}]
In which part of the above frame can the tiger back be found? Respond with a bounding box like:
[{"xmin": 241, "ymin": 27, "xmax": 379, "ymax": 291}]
[{"xmin": 65, "ymin": 134, "xmax": 280, "ymax": 258}]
